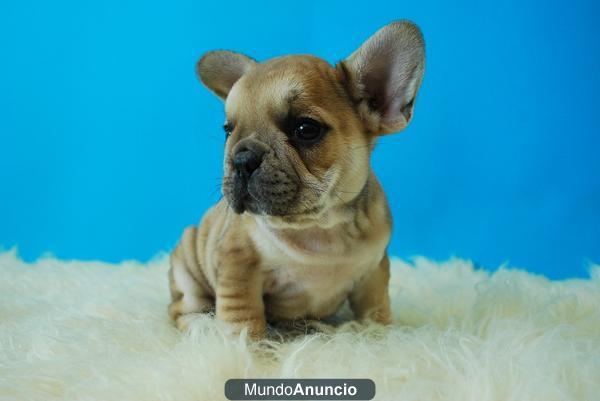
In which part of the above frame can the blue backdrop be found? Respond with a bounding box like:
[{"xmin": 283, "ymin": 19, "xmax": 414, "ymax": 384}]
[{"xmin": 1, "ymin": 0, "xmax": 598, "ymax": 279}]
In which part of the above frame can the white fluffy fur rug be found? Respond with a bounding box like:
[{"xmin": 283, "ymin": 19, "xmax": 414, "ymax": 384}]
[{"xmin": 1, "ymin": 250, "xmax": 599, "ymax": 401}]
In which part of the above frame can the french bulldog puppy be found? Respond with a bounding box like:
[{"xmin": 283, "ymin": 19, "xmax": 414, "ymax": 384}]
[{"xmin": 169, "ymin": 20, "xmax": 425, "ymax": 338}]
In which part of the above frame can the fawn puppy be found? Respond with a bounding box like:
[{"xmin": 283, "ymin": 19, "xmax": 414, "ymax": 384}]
[{"xmin": 169, "ymin": 21, "xmax": 425, "ymax": 338}]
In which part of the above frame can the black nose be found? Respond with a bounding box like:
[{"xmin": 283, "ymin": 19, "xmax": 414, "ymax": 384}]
[{"xmin": 233, "ymin": 149, "xmax": 264, "ymax": 176}]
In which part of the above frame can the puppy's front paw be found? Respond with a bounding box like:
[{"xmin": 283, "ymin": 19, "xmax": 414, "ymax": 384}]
[
  {"xmin": 365, "ymin": 308, "xmax": 392, "ymax": 326},
  {"xmin": 222, "ymin": 317, "xmax": 267, "ymax": 340},
  {"xmin": 173, "ymin": 312, "xmax": 204, "ymax": 331}
]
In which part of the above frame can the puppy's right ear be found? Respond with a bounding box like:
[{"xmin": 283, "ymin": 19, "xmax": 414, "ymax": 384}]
[{"xmin": 196, "ymin": 50, "xmax": 257, "ymax": 100}]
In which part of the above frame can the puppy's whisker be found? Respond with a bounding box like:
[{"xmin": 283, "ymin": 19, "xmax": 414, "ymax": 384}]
[
  {"xmin": 347, "ymin": 143, "xmax": 375, "ymax": 151},
  {"xmin": 209, "ymin": 183, "xmax": 225, "ymax": 198}
]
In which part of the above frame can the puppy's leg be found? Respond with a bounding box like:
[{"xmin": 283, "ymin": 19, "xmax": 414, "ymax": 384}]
[
  {"xmin": 215, "ymin": 246, "xmax": 266, "ymax": 339},
  {"xmin": 168, "ymin": 227, "xmax": 214, "ymax": 330},
  {"xmin": 349, "ymin": 254, "xmax": 392, "ymax": 325}
]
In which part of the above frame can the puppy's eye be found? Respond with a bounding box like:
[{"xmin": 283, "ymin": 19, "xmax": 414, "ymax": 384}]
[
  {"xmin": 223, "ymin": 122, "xmax": 233, "ymax": 138},
  {"xmin": 293, "ymin": 118, "xmax": 325, "ymax": 142}
]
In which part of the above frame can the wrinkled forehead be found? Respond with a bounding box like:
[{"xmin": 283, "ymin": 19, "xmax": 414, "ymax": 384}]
[{"xmin": 225, "ymin": 56, "xmax": 342, "ymax": 124}]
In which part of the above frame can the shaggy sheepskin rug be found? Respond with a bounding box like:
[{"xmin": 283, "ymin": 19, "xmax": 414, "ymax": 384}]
[{"xmin": 1, "ymin": 250, "xmax": 599, "ymax": 401}]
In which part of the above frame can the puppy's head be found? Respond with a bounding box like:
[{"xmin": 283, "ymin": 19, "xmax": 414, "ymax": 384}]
[{"xmin": 197, "ymin": 21, "xmax": 425, "ymax": 226}]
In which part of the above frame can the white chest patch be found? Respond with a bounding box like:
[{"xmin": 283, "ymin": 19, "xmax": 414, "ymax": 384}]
[{"xmin": 252, "ymin": 219, "xmax": 383, "ymax": 317}]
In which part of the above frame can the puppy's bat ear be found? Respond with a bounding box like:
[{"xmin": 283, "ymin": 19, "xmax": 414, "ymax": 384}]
[
  {"xmin": 196, "ymin": 50, "xmax": 257, "ymax": 100},
  {"xmin": 340, "ymin": 21, "xmax": 425, "ymax": 135}
]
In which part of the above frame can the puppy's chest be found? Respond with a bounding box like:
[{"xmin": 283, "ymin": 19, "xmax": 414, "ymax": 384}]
[
  {"xmin": 251, "ymin": 222, "xmax": 385, "ymax": 318},
  {"xmin": 263, "ymin": 257, "xmax": 366, "ymax": 291},
  {"xmin": 261, "ymin": 258, "xmax": 369, "ymax": 317},
  {"xmin": 256, "ymin": 240, "xmax": 378, "ymax": 318}
]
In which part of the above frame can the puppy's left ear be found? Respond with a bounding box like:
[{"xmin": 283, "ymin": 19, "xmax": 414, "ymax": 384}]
[{"xmin": 340, "ymin": 20, "xmax": 425, "ymax": 135}]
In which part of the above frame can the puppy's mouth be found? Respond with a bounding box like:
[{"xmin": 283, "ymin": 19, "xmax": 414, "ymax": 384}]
[
  {"xmin": 224, "ymin": 168, "xmax": 300, "ymax": 216},
  {"xmin": 228, "ymin": 171, "xmax": 252, "ymax": 214}
]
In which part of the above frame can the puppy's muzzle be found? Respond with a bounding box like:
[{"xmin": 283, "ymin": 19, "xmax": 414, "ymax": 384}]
[
  {"xmin": 225, "ymin": 138, "xmax": 299, "ymax": 216},
  {"xmin": 229, "ymin": 141, "xmax": 266, "ymax": 214}
]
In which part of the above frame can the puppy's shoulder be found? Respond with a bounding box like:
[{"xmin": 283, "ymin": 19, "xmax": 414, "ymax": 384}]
[{"xmin": 204, "ymin": 200, "xmax": 260, "ymax": 268}]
